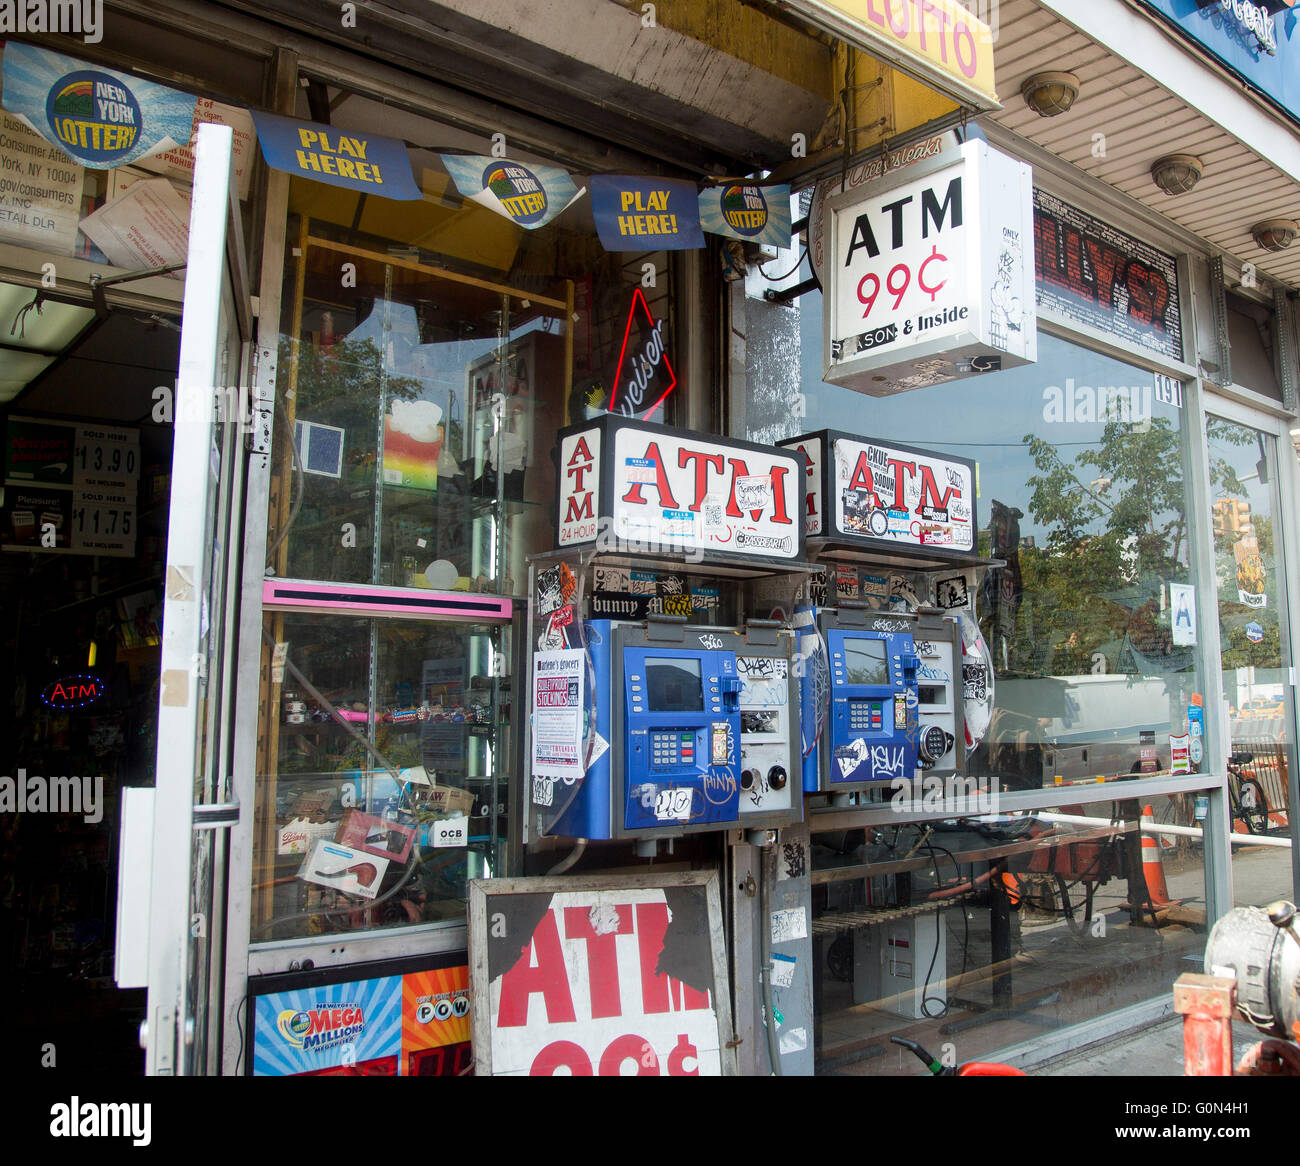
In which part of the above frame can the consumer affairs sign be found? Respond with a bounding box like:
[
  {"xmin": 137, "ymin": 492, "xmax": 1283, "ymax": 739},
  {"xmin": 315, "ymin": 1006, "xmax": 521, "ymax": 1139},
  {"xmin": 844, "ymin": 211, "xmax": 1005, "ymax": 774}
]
[{"xmin": 823, "ymin": 139, "xmax": 1036, "ymax": 397}]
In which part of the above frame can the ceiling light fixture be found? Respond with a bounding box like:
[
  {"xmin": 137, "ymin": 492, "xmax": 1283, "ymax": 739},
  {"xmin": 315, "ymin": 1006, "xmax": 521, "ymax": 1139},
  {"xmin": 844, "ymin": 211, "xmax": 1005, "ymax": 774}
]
[
  {"xmin": 1251, "ymin": 218, "xmax": 1298, "ymax": 252},
  {"xmin": 1020, "ymin": 71, "xmax": 1080, "ymax": 117},
  {"xmin": 1150, "ymin": 154, "xmax": 1203, "ymax": 196}
]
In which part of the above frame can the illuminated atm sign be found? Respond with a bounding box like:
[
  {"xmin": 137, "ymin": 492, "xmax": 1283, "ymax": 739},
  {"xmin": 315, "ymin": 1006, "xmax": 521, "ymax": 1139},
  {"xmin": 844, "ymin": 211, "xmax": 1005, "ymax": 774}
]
[{"xmin": 555, "ymin": 416, "xmax": 806, "ymax": 564}]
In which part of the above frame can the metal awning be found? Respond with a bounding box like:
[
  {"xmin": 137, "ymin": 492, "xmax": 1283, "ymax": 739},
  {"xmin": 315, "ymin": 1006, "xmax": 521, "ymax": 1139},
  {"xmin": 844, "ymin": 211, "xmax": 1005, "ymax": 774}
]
[{"xmin": 985, "ymin": 0, "xmax": 1300, "ymax": 289}]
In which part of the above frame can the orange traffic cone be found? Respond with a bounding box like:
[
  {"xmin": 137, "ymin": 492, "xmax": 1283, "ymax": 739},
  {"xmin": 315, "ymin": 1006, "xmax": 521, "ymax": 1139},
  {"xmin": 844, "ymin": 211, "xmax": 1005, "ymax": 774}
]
[{"xmin": 1140, "ymin": 804, "xmax": 1172, "ymax": 907}]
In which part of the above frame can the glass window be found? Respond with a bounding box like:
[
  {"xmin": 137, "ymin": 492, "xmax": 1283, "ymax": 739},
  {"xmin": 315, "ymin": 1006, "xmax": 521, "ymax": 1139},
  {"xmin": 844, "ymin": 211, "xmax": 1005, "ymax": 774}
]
[
  {"xmin": 811, "ymin": 799, "xmax": 1208, "ymax": 1073},
  {"xmin": 267, "ymin": 86, "xmax": 687, "ymax": 597},
  {"xmin": 251, "ymin": 612, "xmax": 511, "ymax": 942},
  {"xmin": 758, "ymin": 282, "xmax": 1208, "ymax": 789},
  {"xmin": 1205, "ymin": 415, "xmax": 1295, "ymax": 905}
]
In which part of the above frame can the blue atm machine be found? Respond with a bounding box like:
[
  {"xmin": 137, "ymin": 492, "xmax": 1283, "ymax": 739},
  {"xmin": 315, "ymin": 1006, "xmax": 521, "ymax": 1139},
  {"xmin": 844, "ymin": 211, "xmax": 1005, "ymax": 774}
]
[
  {"xmin": 540, "ymin": 617, "xmax": 802, "ymax": 841},
  {"xmin": 801, "ymin": 603, "xmax": 963, "ymax": 793}
]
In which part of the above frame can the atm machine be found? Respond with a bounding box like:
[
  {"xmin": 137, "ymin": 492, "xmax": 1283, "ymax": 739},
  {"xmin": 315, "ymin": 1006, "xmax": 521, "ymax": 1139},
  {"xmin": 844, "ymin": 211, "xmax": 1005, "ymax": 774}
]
[
  {"xmin": 540, "ymin": 617, "xmax": 803, "ymax": 842},
  {"xmin": 805, "ymin": 602, "xmax": 965, "ymax": 794}
]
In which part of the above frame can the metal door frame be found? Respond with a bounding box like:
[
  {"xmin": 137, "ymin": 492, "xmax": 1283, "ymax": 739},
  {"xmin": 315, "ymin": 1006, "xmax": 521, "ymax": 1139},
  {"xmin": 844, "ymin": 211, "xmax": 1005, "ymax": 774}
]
[
  {"xmin": 1202, "ymin": 391, "xmax": 1300, "ymax": 902},
  {"xmin": 144, "ymin": 121, "xmax": 252, "ymax": 1075}
]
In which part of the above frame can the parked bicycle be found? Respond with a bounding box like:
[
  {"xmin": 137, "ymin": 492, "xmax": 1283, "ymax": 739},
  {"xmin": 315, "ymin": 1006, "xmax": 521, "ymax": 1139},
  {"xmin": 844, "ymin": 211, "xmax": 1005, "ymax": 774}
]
[{"xmin": 1228, "ymin": 750, "xmax": 1271, "ymax": 836}]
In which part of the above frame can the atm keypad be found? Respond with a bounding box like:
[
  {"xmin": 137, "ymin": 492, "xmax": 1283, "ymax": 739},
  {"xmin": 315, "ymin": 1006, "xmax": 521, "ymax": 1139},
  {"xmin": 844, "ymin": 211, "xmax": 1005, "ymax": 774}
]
[
  {"xmin": 651, "ymin": 731, "xmax": 695, "ymax": 769},
  {"xmin": 848, "ymin": 700, "xmax": 884, "ymax": 732}
]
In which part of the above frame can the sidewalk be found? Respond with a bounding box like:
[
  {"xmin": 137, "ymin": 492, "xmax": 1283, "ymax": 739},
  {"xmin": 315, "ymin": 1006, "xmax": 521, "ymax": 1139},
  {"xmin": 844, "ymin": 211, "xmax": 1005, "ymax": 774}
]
[{"xmin": 1033, "ymin": 1014, "xmax": 1263, "ymax": 1076}]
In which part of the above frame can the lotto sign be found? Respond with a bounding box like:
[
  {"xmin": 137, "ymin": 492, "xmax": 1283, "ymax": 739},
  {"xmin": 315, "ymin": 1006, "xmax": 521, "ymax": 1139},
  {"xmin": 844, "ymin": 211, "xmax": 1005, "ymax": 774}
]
[
  {"xmin": 252, "ymin": 975, "xmax": 402, "ymax": 1076},
  {"xmin": 469, "ymin": 873, "xmax": 736, "ymax": 1076},
  {"xmin": 824, "ymin": 140, "xmax": 1035, "ymax": 397}
]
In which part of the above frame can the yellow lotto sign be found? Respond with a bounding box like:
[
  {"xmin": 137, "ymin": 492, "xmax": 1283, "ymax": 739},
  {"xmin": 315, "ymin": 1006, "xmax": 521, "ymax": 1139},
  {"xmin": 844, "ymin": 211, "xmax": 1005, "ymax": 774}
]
[{"xmin": 798, "ymin": 0, "xmax": 998, "ymax": 109}]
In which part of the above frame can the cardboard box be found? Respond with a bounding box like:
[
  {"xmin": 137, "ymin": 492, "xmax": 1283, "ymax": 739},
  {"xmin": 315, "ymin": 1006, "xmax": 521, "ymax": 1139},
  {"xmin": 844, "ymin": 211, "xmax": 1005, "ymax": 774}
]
[
  {"xmin": 297, "ymin": 840, "xmax": 390, "ymax": 900},
  {"xmin": 277, "ymin": 815, "xmax": 340, "ymax": 856},
  {"xmin": 335, "ymin": 809, "xmax": 415, "ymax": 864}
]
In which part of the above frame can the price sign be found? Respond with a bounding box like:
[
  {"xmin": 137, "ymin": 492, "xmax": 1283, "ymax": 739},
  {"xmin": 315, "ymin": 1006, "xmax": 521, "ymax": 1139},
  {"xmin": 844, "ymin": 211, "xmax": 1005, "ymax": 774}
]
[{"xmin": 4, "ymin": 417, "xmax": 139, "ymax": 557}]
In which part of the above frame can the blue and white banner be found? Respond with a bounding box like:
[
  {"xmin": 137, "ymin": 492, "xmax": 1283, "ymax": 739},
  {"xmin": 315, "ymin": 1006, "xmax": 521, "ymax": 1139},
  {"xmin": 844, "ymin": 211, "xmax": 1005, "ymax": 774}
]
[
  {"xmin": 698, "ymin": 183, "xmax": 792, "ymax": 248},
  {"xmin": 590, "ymin": 176, "xmax": 704, "ymax": 251},
  {"xmin": 440, "ymin": 154, "xmax": 581, "ymax": 229},
  {"xmin": 254, "ymin": 111, "xmax": 423, "ymax": 200},
  {"xmin": 1, "ymin": 43, "xmax": 196, "ymax": 169}
]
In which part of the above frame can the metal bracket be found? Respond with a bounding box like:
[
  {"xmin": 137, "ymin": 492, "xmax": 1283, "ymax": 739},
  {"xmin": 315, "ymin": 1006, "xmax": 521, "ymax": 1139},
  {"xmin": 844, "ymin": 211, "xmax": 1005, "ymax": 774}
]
[
  {"xmin": 745, "ymin": 618, "xmax": 781, "ymax": 646},
  {"xmin": 763, "ymin": 276, "xmax": 819, "ymax": 305},
  {"xmin": 89, "ymin": 262, "xmax": 187, "ymax": 316},
  {"xmin": 645, "ymin": 614, "xmax": 687, "ymax": 642}
]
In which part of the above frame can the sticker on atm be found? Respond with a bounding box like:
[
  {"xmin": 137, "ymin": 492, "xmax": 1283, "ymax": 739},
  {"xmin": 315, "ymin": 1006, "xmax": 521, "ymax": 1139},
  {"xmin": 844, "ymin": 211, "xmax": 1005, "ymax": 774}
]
[
  {"xmin": 894, "ymin": 693, "xmax": 907, "ymax": 729},
  {"xmin": 711, "ymin": 722, "xmax": 730, "ymax": 764},
  {"xmin": 625, "ymin": 456, "xmax": 659, "ymax": 484}
]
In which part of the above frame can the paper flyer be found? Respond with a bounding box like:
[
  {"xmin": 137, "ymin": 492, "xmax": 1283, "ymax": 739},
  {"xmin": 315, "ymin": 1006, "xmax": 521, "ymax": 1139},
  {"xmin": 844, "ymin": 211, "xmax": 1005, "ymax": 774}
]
[
  {"xmin": 0, "ymin": 110, "xmax": 84, "ymax": 254},
  {"xmin": 531, "ymin": 649, "xmax": 585, "ymax": 782},
  {"xmin": 78, "ymin": 177, "xmax": 190, "ymax": 272},
  {"xmin": 135, "ymin": 98, "xmax": 256, "ymax": 199}
]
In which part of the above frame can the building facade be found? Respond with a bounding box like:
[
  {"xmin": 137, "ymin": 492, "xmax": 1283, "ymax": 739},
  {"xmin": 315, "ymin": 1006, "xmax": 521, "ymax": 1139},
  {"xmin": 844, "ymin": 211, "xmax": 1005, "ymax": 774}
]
[{"xmin": 0, "ymin": 0, "xmax": 1296, "ymax": 1076}]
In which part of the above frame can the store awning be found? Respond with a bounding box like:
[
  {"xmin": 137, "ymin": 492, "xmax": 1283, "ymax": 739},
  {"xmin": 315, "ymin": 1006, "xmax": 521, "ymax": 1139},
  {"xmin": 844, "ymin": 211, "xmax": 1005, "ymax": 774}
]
[
  {"xmin": 214, "ymin": 0, "xmax": 990, "ymax": 173},
  {"xmin": 984, "ymin": 0, "xmax": 1300, "ymax": 291}
]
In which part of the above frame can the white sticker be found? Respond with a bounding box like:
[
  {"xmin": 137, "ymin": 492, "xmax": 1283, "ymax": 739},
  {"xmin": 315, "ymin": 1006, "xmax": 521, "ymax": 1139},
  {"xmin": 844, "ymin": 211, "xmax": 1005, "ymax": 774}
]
[
  {"xmin": 654, "ymin": 787, "xmax": 693, "ymax": 821},
  {"xmin": 1170, "ymin": 582, "xmax": 1196, "ymax": 646},
  {"xmin": 771, "ymin": 953, "xmax": 796, "ymax": 989},
  {"xmin": 770, "ymin": 906, "xmax": 807, "ymax": 944},
  {"xmin": 735, "ymin": 474, "xmax": 774, "ymax": 513},
  {"xmin": 532, "ymin": 776, "xmax": 555, "ymax": 807},
  {"xmin": 778, "ymin": 1026, "xmax": 808, "ymax": 1055},
  {"xmin": 588, "ymin": 732, "xmax": 610, "ymax": 766},
  {"xmin": 431, "ymin": 817, "xmax": 467, "ymax": 848},
  {"xmin": 701, "ymin": 495, "xmax": 725, "ymax": 530}
]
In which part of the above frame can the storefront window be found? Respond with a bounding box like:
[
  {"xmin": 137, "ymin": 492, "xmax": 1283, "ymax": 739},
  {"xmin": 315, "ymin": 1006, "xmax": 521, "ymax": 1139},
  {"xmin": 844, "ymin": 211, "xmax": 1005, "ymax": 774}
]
[
  {"xmin": 255, "ymin": 83, "xmax": 695, "ymax": 943},
  {"xmin": 762, "ymin": 309, "xmax": 1208, "ymax": 790},
  {"xmin": 266, "ymin": 88, "xmax": 684, "ymax": 596},
  {"xmin": 252, "ymin": 612, "xmax": 510, "ymax": 942},
  {"xmin": 811, "ymin": 797, "xmax": 1207, "ymax": 1072}
]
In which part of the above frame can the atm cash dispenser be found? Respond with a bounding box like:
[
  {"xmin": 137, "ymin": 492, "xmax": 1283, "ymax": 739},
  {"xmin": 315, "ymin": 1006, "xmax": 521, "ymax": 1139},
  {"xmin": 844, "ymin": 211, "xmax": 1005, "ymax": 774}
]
[
  {"xmin": 540, "ymin": 618, "xmax": 803, "ymax": 840},
  {"xmin": 803, "ymin": 603, "xmax": 964, "ymax": 793}
]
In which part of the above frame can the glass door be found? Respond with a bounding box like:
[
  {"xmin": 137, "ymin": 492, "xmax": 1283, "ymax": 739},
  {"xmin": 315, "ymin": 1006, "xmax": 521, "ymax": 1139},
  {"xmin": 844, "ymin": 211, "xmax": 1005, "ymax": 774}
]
[
  {"xmin": 144, "ymin": 123, "xmax": 252, "ymax": 1074},
  {"xmin": 1205, "ymin": 404, "xmax": 1299, "ymax": 905}
]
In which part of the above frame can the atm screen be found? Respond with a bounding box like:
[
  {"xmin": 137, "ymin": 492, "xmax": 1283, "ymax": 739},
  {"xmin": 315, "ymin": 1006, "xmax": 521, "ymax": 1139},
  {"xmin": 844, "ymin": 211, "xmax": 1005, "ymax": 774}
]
[
  {"xmin": 843, "ymin": 639, "xmax": 888, "ymax": 686},
  {"xmin": 645, "ymin": 657, "xmax": 704, "ymax": 712}
]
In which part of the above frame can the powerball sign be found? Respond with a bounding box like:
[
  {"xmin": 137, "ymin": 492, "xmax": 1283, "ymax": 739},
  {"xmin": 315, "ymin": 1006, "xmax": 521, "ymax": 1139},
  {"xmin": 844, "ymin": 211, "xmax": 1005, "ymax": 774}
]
[{"xmin": 475, "ymin": 879, "xmax": 732, "ymax": 1075}]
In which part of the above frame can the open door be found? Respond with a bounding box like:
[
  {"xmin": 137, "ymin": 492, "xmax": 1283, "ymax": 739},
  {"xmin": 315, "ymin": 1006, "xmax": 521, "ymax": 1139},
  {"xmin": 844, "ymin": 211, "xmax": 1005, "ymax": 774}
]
[{"xmin": 141, "ymin": 123, "xmax": 253, "ymax": 1074}]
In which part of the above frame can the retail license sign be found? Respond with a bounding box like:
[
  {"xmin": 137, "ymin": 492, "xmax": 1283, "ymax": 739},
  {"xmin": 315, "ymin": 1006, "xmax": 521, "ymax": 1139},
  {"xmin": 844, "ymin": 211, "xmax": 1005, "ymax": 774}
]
[
  {"xmin": 824, "ymin": 140, "xmax": 1035, "ymax": 397},
  {"xmin": 469, "ymin": 872, "xmax": 736, "ymax": 1076}
]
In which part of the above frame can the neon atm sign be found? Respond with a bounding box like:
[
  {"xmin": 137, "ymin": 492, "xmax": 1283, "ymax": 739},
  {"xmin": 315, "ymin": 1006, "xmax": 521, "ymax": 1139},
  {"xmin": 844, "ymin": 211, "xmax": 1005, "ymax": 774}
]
[
  {"xmin": 41, "ymin": 673, "xmax": 105, "ymax": 710},
  {"xmin": 611, "ymin": 287, "xmax": 676, "ymax": 419}
]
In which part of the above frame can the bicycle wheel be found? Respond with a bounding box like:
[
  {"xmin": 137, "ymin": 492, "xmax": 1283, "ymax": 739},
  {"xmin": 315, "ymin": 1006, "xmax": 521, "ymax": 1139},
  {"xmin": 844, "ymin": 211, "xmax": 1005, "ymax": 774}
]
[{"xmin": 1235, "ymin": 776, "xmax": 1270, "ymax": 836}]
